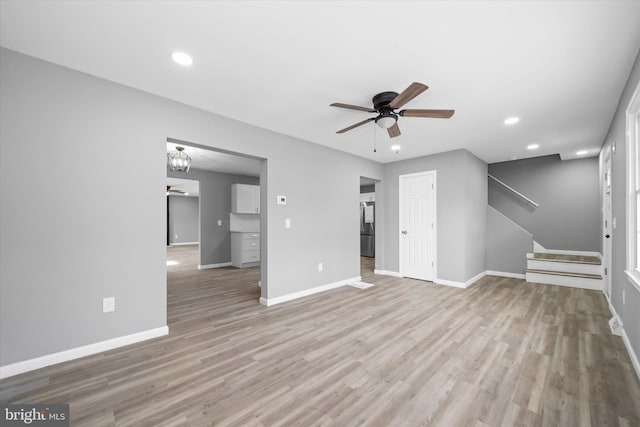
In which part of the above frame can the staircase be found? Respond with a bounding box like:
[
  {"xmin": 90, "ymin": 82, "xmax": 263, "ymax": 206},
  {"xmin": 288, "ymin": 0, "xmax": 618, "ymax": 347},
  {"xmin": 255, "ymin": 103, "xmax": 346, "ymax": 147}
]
[{"xmin": 525, "ymin": 252, "xmax": 603, "ymax": 291}]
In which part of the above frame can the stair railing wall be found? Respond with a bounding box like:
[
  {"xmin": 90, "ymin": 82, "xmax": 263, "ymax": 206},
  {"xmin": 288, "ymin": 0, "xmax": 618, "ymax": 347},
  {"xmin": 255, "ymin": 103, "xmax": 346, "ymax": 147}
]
[{"xmin": 488, "ymin": 174, "xmax": 539, "ymax": 207}]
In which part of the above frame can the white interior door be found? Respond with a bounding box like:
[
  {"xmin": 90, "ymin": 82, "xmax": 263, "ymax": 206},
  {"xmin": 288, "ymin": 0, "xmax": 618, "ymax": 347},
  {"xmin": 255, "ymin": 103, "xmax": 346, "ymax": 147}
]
[
  {"xmin": 603, "ymin": 148, "xmax": 613, "ymax": 297},
  {"xmin": 400, "ymin": 171, "xmax": 436, "ymax": 281}
]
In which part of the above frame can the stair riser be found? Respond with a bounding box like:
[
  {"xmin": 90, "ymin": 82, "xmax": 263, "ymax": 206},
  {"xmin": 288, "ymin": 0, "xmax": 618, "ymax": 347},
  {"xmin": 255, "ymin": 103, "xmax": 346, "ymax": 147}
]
[
  {"xmin": 525, "ymin": 272, "xmax": 602, "ymax": 291},
  {"xmin": 526, "ymin": 259, "xmax": 602, "ymax": 275}
]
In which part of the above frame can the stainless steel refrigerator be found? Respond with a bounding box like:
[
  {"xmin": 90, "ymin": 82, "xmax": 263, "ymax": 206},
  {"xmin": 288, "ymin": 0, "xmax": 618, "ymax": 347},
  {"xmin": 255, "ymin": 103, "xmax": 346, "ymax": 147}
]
[{"xmin": 360, "ymin": 201, "xmax": 375, "ymax": 257}]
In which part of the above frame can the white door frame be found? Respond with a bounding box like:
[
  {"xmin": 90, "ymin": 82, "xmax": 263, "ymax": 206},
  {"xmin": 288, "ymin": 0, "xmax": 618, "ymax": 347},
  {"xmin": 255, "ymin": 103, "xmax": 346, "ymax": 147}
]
[
  {"xmin": 399, "ymin": 170, "xmax": 437, "ymax": 280},
  {"xmin": 603, "ymin": 146, "xmax": 613, "ymax": 298}
]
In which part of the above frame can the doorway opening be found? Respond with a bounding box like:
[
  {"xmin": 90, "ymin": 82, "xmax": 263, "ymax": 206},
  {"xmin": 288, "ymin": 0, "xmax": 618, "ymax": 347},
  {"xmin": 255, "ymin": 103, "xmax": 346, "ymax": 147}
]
[
  {"xmin": 166, "ymin": 177, "xmax": 200, "ymax": 272},
  {"xmin": 165, "ymin": 138, "xmax": 267, "ymax": 306},
  {"xmin": 360, "ymin": 177, "xmax": 379, "ymax": 281},
  {"xmin": 602, "ymin": 146, "xmax": 613, "ymax": 298}
]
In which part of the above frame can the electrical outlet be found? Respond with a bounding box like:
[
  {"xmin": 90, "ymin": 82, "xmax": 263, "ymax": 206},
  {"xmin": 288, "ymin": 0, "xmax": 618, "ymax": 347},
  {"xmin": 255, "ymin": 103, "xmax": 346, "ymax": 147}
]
[
  {"xmin": 318, "ymin": 262, "xmax": 323, "ymax": 272},
  {"xmin": 623, "ymin": 290, "xmax": 626, "ymax": 305},
  {"xmin": 103, "ymin": 297, "xmax": 115, "ymax": 313}
]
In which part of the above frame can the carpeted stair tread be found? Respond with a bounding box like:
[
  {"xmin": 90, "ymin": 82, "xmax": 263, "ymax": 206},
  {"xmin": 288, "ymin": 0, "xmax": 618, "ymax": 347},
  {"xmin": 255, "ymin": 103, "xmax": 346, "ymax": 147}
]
[{"xmin": 531, "ymin": 252, "xmax": 601, "ymax": 265}]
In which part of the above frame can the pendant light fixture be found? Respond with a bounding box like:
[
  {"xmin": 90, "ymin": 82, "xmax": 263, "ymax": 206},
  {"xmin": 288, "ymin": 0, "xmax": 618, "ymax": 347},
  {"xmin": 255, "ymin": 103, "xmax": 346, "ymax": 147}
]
[{"xmin": 167, "ymin": 146, "xmax": 191, "ymax": 174}]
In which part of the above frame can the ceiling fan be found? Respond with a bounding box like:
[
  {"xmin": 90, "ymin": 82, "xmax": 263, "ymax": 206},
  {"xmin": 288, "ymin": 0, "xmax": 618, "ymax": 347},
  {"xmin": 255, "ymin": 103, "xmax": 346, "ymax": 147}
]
[
  {"xmin": 166, "ymin": 185, "xmax": 186, "ymax": 195},
  {"xmin": 330, "ymin": 82, "xmax": 454, "ymax": 138}
]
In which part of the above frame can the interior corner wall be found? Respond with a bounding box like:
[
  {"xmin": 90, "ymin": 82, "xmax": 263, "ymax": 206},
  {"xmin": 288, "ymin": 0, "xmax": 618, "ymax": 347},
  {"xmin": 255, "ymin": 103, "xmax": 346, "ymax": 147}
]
[
  {"xmin": 599, "ymin": 48, "xmax": 640, "ymax": 369},
  {"xmin": 462, "ymin": 150, "xmax": 488, "ymax": 279},
  {"xmin": 168, "ymin": 195, "xmax": 199, "ymax": 244},
  {"xmin": 168, "ymin": 168, "xmax": 258, "ymax": 266},
  {"xmin": 382, "ymin": 149, "xmax": 487, "ymax": 283},
  {"xmin": 488, "ymin": 155, "xmax": 600, "ymax": 252},
  {"xmin": 0, "ymin": 48, "xmax": 383, "ymax": 367}
]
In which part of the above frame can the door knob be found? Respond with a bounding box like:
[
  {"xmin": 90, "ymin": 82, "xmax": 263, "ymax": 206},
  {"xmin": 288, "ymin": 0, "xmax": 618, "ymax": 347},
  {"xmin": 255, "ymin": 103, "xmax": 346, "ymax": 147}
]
[
  {"xmin": 401, "ymin": 230, "xmax": 407, "ymax": 235},
  {"xmin": 605, "ymin": 234, "xmax": 610, "ymax": 238}
]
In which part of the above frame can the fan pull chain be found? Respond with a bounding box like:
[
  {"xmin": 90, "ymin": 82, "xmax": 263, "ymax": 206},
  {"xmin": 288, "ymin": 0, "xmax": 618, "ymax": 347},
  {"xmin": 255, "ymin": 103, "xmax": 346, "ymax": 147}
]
[{"xmin": 373, "ymin": 124, "xmax": 377, "ymax": 153}]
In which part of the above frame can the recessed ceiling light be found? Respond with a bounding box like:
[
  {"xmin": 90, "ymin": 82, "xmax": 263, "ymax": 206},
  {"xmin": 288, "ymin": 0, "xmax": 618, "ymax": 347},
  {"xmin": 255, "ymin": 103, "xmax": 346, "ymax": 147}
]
[
  {"xmin": 576, "ymin": 150, "xmax": 588, "ymax": 156},
  {"xmin": 527, "ymin": 144, "xmax": 540, "ymax": 150},
  {"xmin": 504, "ymin": 117, "xmax": 520, "ymax": 125},
  {"xmin": 172, "ymin": 51, "xmax": 193, "ymax": 66}
]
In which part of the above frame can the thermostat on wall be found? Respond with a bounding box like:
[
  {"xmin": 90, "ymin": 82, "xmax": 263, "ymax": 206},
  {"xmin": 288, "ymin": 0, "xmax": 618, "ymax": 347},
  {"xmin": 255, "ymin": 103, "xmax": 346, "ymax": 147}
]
[{"xmin": 277, "ymin": 195, "xmax": 287, "ymax": 205}]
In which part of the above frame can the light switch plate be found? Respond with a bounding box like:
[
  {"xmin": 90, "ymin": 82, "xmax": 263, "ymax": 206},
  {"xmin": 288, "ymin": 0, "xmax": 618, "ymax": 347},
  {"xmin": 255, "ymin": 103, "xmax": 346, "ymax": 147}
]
[
  {"xmin": 285, "ymin": 218, "xmax": 291, "ymax": 228},
  {"xmin": 103, "ymin": 297, "xmax": 115, "ymax": 313}
]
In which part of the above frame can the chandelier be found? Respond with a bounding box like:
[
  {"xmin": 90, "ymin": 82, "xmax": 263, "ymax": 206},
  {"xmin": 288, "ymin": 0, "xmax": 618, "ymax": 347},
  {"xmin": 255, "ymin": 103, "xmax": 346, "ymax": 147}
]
[{"xmin": 167, "ymin": 146, "xmax": 191, "ymax": 174}]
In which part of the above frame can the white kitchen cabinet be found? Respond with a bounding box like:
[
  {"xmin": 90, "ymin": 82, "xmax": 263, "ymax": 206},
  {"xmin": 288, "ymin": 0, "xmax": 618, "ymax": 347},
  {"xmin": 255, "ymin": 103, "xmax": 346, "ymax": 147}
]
[
  {"xmin": 231, "ymin": 232, "xmax": 260, "ymax": 268},
  {"xmin": 232, "ymin": 184, "xmax": 260, "ymax": 214}
]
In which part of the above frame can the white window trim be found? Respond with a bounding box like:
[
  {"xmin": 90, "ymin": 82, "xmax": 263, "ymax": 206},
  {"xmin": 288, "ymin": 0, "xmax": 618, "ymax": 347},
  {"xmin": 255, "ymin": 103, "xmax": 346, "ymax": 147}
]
[{"xmin": 626, "ymin": 81, "xmax": 640, "ymax": 292}]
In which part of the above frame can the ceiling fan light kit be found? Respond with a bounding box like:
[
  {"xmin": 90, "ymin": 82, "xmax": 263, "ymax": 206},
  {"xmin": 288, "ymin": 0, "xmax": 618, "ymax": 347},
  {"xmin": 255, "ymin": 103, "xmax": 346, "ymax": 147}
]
[
  {"xmin": 167, "ymin": 146, "xmax": 192, "ymax": 174},
  {"xmin": 375, "ymin": 113, "xmax": 398, "ymax": 129},
  {"xmin": 331, "ymin": 82, "xmax": 455, "ymax": 139}
]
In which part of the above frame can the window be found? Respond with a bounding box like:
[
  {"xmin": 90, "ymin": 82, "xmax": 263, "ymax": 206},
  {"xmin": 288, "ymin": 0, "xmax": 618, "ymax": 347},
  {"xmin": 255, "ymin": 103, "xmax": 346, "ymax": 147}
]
[{"xmin": 627, "ymin": 81, "xmax": 640, "ymax": 290}]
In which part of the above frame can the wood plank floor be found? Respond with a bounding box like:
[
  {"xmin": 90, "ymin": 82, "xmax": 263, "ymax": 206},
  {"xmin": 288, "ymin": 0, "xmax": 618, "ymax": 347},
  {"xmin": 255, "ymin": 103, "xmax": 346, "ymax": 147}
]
[{"xmin": 1, "ymin": 245, "xmax": 639, "ymax": 426}]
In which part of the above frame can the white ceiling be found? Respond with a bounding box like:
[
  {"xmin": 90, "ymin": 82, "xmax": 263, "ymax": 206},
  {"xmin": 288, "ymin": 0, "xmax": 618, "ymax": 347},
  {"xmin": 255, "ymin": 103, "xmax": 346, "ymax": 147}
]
[
  {"xmin": 2, "ymin": 1, "xmax": 639, "ymax": 164},
  {"xmin": 167, "ymin": 142, "xmax": 261, "ymax": 177}
]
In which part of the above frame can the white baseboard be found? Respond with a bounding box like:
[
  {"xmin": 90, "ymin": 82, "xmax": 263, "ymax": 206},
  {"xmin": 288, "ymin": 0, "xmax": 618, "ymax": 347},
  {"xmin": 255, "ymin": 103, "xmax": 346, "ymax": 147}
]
[
  {"xmin": 604, "ymin": 294, "xmax": 640, "ymax": 382},
  {"xmin": 169, "ymin": 242, "xmax": 199, "ymax": 246},
  {"xmin": 486, "ymin": 270, "xmax": 526, "ymax": 279},
  {"xmin": 198, "ymin": 262, "xmax": 232, "ymax": 270},
  {"xmin": 434, "ymin": 278, "xmax": 466, "ymax": 288},
  {"xmin": 436, "ymin": 271, "xmax": 486, "ymax": 289},
  {"xmin": 373, "ymin": 269, "xmax": 402, "ymax": 277},
  {"xmin": 0, "ymin": 326, "xmax": 169, "ymax": 380},
  {"xmin": 259, "ymin": 276, "xmax": 361, "ymax": 307}
]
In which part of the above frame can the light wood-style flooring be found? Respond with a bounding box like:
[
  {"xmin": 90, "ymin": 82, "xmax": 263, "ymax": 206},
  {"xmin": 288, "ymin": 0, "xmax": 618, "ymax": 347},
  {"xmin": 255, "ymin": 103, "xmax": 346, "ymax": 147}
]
[{"xmin": 1, "ymin": 245, "xmax": 639, "ymax": 426}]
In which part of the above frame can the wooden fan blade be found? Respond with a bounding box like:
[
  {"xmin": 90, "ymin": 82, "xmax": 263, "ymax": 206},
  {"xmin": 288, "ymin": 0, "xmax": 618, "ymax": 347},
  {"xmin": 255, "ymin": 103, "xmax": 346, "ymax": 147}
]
[
  {"xmin": 330, "ymin": 103, "xmax": 376, "ymax": 113},
  {"xmin": 387, "ymin": 123, "xmax": 401, "ymax": 138},
  {"xmin": 389, "ymin": 82, "xmax": 429, "ymax": 109},
  {"xmin": 336, "ymin": 117, "xmax": 375, "ymax": 134},
  {"xmin": 399, "ymin": 109, "xmax": 455, "ymax": 119}
]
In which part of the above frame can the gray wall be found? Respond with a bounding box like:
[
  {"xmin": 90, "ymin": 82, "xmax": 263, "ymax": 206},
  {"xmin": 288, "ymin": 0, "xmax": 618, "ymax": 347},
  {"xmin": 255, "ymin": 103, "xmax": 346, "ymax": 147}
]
[
  {"xmin": 0, "ymin": 48, "xmax": 383, "ymax": 366},
  {"xmin": 599, "ymin": 49, "xmax": 640, "ymax": 368},
  {"xmin": 382, "ymin": 149, "xmax": 487, "ymax": 283},
  {"xmin": 168, "ymin": 168, "xmax": 258, "ymax": 266},
  {"xmin": 168, "ymin": 196, "xmax": 199, "ymax": 244},
  {"xmin": 486, "ymin": 206, "xmax": 533, "ymax": 275},
  {"xmin": 488, "ymin": 155, "xmax": 600, "ymax": 251},
  {"xmin": 0, "ymin": 49, "xmax": 167, "ymax": 365}
]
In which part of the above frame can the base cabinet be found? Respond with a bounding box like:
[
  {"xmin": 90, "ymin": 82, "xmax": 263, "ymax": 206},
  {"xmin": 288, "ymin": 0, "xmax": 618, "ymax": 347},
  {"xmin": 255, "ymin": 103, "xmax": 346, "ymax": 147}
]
[{"xmin": 231, "ymin": 232, "xmax": 260, "ymax": 268}]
